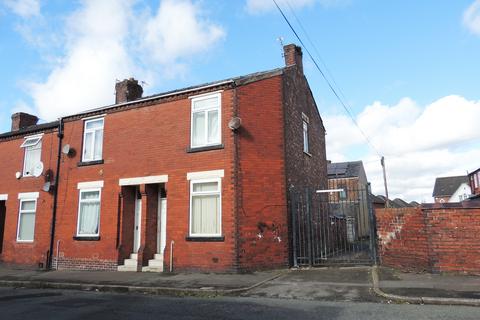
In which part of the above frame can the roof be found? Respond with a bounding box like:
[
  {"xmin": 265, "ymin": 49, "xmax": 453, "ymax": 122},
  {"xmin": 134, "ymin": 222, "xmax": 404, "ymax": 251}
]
[
  {"xmin": 392, "ymin": 198, "xmax": 411, "ymax": 208},
  {"xmin": 432, "ymin": 175, "xmax": 469, "ymax": 197},
  {"xmin": 0, "ymin": 67, "xmax": 285, "ymax": 140},
  {"xmin": 371, "ymin": 194, "xmax": 386, "ymax": 204},
  {"xmin": 327, "ymin": 161, "xmax": 364, "ymax": 179}
]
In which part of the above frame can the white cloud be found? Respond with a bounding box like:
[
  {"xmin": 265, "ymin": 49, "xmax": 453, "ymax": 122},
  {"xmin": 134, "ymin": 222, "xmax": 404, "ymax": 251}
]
[
  {"xmin": 463, "ymin": 0, "xmax": 480, "ymax": 35},
  {"xmin": 325, "ymin": 95, "xmax": 480, "ymax": 202},
  {"xmin": 3, "ymin": 0, "xmax": 40, "ymax": 18},
  {"xmin": 245, "ymin": 0, "xmax": 348, "ymax": 14},
  {"xmin": 22, "ymin": 0, "xmax": 225, "ymax": 120},
  {"xmin": 142, "ymin": 0, "xmax": 225, "ymax": 66}
]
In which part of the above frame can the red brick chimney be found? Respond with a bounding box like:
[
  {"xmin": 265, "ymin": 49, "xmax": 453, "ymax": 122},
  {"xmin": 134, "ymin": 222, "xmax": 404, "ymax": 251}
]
[
  {"xmin": 283, "ymin": 44, "xmax": 303, "ymax": 74},
  {"xmin": 115, "ymin": 78, "xmax": 143, "ymax": 104},
  {"xmin": 11, "ymin": 112, "xmax": 39, "ymax": 131}
]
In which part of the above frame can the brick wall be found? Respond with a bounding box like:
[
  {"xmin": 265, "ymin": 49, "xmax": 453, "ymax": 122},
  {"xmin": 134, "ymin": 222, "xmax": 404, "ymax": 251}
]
[
  {"xmin": 236, "ymin": 75, "xmax": 289, "ymax": 271},
  {"xmin": 0, "ymin": 130, "xmax": 59, "ymax": 268},
  {"xmin": 376, "ymin": 202, "xmax": 480, "ymax": 274}
]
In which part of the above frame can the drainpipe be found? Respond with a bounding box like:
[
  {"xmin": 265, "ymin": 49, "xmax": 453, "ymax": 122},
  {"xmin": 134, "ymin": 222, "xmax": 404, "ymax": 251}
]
[{"xmin": 47, "ymin": 117, "xmax": 63, "ymax": 270}]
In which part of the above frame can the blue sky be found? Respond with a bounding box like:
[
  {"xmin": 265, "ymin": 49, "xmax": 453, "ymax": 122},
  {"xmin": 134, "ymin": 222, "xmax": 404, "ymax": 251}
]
[{"xmin": 1, "ymin": 0, "xmax": 480, "ymax": 202}]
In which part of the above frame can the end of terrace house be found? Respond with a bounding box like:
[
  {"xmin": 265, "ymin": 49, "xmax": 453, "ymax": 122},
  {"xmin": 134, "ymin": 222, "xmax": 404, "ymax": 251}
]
[{"xmin": 0, "ymin": 44, "xmax": 327, "ymax": 272}]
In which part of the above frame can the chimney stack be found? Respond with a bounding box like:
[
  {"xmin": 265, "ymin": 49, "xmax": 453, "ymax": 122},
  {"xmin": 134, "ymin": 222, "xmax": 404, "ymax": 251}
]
[
  {"xmin": 115, "ymin": 78, "xmax": 143, "ymax": 104},
  {"xmin": 283, "ymin": 44, "xmax": 303, "ymax": 74},
  {"xmin": 11, "ymin": 112, "xmax": 39, "ymax": 132}
]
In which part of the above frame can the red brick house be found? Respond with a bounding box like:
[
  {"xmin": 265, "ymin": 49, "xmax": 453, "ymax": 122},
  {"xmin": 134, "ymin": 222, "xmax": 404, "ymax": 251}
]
[
  {"xmin": 469, "ymin": 168, "xmax": 480, "ymax": 197},
  {"xmin": 0, "ymin": 44, "xmax": 327, "ymax": 272}
]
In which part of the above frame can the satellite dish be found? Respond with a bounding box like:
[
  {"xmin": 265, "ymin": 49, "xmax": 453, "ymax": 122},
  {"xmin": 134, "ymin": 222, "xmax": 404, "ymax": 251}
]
[
  {"xmin": 15, "ymin": 172, "xmax": 21, "ymax": 179},
  {"xmin": 33, "ymin": 162, "xmax": 44, "ymax": 178},
  {"xmin": 228, "ymin": 117, "xmax": 242, "ymax": 130},
  {"xmin": 42, "ymin": 182, "xmax": 51, "ymax": 192},
  {"xmin": 62, "ymin": 144, "xmax": 71, "ymax": 155}
]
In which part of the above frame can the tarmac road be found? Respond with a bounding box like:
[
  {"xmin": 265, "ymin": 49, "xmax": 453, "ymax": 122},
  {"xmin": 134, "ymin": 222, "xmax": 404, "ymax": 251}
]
[{"xmin": 0, "ymin": 287, "xmax": 478, "ymax": 320}]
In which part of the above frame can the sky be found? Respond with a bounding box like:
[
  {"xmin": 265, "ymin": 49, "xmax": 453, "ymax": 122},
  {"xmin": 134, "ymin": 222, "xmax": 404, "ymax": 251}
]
[{"xmin": 0, "ymin": 0, "xmax": 479, "ymax": 203}]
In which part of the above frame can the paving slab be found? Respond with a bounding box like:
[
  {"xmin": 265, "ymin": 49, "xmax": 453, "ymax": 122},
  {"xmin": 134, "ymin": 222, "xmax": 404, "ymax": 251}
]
[
  {"xmin": 245, "ymin": 267, "xmax": 381, "ymax": 302},
  {"xmin": 0, "ymin": 265, "xmax": 282, "ymax": 291},
  {"xmin": 377, "ymin": 267, "xmax": 480, "ymax": 300}
]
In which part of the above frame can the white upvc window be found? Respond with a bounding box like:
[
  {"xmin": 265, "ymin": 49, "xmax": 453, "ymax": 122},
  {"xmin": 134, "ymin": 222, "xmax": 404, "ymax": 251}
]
[
  {"xmin": 21, "ymin": 135, "xmax": 42, "ymax": 176},
  {"xmin": 190, "ymin": 93, "xmax": 221, "ymax": 148},
  {"xmin": 76, "ymin": 188, "xmax": 101, "ymax": 237},
  {"xmin": 189, "ymin": 178, "xmax": 221, "ymax": 237},
  {"xmin": 302, "ymin": 113, "xmax": 310, "ymax": 154},
  {"xmin": 82, "ymin": 118, "xmax": 104, "ymax": 162},
  {"xmin": 17, "ymin": 198, "xmax": 37, "ymax": 242}
]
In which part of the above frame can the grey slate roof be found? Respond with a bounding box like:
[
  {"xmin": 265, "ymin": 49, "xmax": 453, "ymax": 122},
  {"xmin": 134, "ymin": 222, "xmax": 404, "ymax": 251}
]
[
  {"xmin": 432, "ymin": 175, "xmax": 468, "ymax": 197},
  {"xmin": 0, "ymin": 67, "xmax": 285, "ymax": 139},
  {"xmin": 327, "ymin": 161, "xmax": 364, "ymax": 178},
  {"xmin": 392, "ymin": 198, "xmax": 411, "ymax": 208}
]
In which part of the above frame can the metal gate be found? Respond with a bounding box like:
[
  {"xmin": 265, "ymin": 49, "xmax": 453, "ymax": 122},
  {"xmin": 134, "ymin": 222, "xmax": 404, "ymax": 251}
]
[{"xmin": 290, "ymin": 182, "xmax": 377, "ymax": 267}]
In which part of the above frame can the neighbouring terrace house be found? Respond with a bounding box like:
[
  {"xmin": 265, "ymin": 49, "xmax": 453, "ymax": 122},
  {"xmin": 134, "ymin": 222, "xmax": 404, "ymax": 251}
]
[
  {"xmin": 326, "ymin": 160, "xmax": 370, "ymax": 241},
  {"xmin": 469, "ymin": 168, "xmax": 480, "ymax": 197},
  {"xmin": 432, "ymin": 175, "xmax": 471, "ymax": 203},
  {"xmin": 0, "ymin": 44, "xmax": 327, "ymax": 272}
]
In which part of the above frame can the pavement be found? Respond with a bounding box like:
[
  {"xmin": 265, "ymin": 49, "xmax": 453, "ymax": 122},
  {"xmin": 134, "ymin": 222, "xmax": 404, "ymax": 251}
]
[{"xmin": 0, "ymin": 264, "xmax": 479, "ymax": 306}]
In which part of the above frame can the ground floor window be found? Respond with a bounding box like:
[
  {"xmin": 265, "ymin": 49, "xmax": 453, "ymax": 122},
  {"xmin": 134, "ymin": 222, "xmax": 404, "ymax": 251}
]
[
  {"xmin": 77, "ymin": 189, "xmax": 101, "ymax": 236},
  {"xmin": 189, "ymin": 179, "xmax": 221, "ymax": 237},
  {"xmin": 17, "ymin": 199, "xmax": 37, "ymax": 242}
]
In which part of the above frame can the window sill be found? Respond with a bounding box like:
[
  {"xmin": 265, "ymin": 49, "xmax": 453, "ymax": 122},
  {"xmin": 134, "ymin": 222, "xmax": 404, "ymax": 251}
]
[
  {"xmin": 185, "ymin": 236, "xmax": 225, "ymax": 242},
  {"xmin": 303, "ymin": 151, "xmax": 312, "ymax": 157},
  {"xmin": 187, "ymin": 144, "xmax": 224, "ymax": 153},
  {"xmin": 16, "ymin": 240, "xmax": 34, "ymax": 244},
  {"xmin": 77, "ymin": 160, "xmax": 104, "ymax": 167},
  {"xmin": 73, "ymin": 236, "xmax": 101, "ymax": 241}
]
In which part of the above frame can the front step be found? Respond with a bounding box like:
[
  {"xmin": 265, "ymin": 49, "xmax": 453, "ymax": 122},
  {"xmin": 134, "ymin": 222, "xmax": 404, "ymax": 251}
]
[
  {"xmin": 117, "ymin": 253, "xmax": 139, "ymax": 272},
  {"xmin": 144, "ymin": 254, "xmax": 164, "ymax": 272}
]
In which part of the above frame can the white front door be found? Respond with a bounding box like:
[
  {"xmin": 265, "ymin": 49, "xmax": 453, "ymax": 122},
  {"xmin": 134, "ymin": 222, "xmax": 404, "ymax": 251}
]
[
  {"xmin": 157, "ymin": 197, "xmax": 167, "ymax": 254},
  {"xmin": 133, "ymin": 193, "xmax": 142, "ymax": 253}
]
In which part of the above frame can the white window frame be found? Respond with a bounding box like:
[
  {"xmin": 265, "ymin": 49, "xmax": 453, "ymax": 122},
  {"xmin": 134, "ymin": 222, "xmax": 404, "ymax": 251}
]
[
  {"xmin": 82, "ymin": 117, "xmax": 104, "ymax": 162},
  {"xmin": 303, "ymin": 120, "xmax": 309, "ymax": 154},
  {"xmin": 16, "ymin": 198, "xmax": 37, "ymax": 243},
  {"xmin": 190, "ymin": 93, "xmax": 222, "ymax": 148},
  {"xmin": 21, "ymin": 135, "xmax": 43, "ymax": 177},
  {"xmin": 189, "ymin": 178, "xmax": 222, "ymax": 237},
  {"xmin": 76, "ymin": 188, "xmax": 102, "ymax": 237}
]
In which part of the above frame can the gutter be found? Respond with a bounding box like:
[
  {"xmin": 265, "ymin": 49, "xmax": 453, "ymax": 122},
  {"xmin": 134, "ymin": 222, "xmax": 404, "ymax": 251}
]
[{"xmin": 47, "ymin": 117, "xmax": 63, "ymax": 270}]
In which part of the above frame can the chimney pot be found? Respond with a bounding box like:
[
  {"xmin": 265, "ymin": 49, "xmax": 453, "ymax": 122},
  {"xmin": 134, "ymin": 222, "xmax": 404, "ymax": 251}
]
[
  {"xmin": 283, "ymin": 44, "xmax": 303, "ymax": 74},
  {"xmin": 115, "ymin": 78, "xmax": 143, "ymax": 104},
  {"xmin": 11, "ymin": 112, "xmax": 39, "ymax": 132}
]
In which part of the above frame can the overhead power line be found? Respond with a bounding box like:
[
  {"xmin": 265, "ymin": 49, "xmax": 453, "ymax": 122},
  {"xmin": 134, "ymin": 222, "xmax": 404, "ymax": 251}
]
[{"xmin": 272, "ymin": 0, "xmax": 382, "ymax": 158}]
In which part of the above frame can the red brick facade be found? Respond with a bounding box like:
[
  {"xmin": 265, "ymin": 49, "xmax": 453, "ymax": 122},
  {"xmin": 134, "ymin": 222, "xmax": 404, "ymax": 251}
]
[
  {"xmin": 0, "ymin": 44, "xmax": 327, "ymax": 272},
  {"xmin": 376, "ymin": 203, "xmax": 480, "ymax": 274}
]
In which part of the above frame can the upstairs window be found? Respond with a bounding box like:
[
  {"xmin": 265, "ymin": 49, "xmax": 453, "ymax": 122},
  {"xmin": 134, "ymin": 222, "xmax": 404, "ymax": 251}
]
[
  {"xmin": 191, "ymin": 93, "xmax": 221, "ymax": 148},
  {"xmin": 21, "ymin": 135, "xmax": 42, "ymax": 177},
  {"xmin": 82, "ymin": 118, "xmax": 104, "ymax": 162},
  {"xmin": 302, "ymin": 113, "xmax": 309, "ymax": 154}
]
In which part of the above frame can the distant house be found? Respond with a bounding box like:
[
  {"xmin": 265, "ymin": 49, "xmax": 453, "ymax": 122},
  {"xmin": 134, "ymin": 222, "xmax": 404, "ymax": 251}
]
[
  {"xmin": 371, "ymin": 194, "xmax": 386, "ymax": 210},
  {"xmin": 327, "ymin": 161, "xmax": 369, "ymax": 239},
  {"xmin": 468, "ymin": 168, "xmax": 480, "ymax": 197},
  {"xmin": 432, "ymin": 175, "xmax": 471, "ymax": 203},
  {"xmin": 391, "ymin": 198, "xmax": 411, "ymax": 208}
]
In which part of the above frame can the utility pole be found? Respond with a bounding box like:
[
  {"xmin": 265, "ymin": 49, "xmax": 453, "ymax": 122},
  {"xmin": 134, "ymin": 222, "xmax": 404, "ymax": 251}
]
[{"xmin": 381, "ymin": 156, "xmax": 389, "ymax": 208}]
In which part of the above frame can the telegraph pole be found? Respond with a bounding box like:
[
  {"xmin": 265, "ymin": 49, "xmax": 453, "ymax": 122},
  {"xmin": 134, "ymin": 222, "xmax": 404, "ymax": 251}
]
[{"xmin": 381, "ymin": 156, "xmax": 389, "ymax": 208}]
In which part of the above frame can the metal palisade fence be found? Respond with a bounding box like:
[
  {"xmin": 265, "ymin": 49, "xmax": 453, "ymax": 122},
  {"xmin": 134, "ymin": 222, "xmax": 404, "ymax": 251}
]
[{"xmin": 290, "ymin": 181, "xmax": 377, "ymax": 267}]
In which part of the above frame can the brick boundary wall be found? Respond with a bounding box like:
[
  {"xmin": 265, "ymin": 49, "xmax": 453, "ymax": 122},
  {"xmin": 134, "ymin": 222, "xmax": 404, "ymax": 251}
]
[
  {"xmin": 53, "ymin": 257, "xmax": 117, "ymax": 271},
  {"xmin": 376, "ymin": 201, "xmax": 480, "ymax": 274}
]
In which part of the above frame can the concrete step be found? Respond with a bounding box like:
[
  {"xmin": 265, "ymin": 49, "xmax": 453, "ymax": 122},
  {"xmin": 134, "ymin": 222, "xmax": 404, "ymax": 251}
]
[
  {"xmin": 123, "ymin": 258, "xmax": 138, "ymax": 267},
  {"xmin": 147, "ymin": 259, "xmax": 164, "ymax": 268},
  {"xmin": 130, "ymin": 253, "xmax": 138, "ymax": 260},
  {"xmin": 153, "ymin": 253, "xmax": 164, "ymax": 260},
  {"xmin": 117, "ymin": 264, "xmax": 138, "ymax": 272},
  {"xmin": 142, "ymin": 266, "xmax": 163, "ymax": 273}
]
